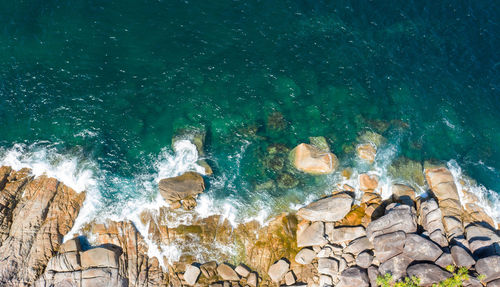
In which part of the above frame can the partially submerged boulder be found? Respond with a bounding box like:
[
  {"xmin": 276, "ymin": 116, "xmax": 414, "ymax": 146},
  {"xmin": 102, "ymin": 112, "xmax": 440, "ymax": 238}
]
[
  {"xmin": 158, "ymin": 171, "xmax": 205, "ymax": 209},
  {"xmin": 297, "ymin": 192, "xmax": 352, "ymax": 222},
  {"xmin": 356, "ymin": 143, "xmax": 377, "ymax": 163},
  {"xmin": 290, "ymin": 143, "xmax": 338, "ymax": 175}
]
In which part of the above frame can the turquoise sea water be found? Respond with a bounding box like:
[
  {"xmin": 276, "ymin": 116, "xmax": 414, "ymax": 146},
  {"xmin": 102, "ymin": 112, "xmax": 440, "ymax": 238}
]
[{"xmin": 0, "ymin": 1, "xmax": 499, "ymax": 223}]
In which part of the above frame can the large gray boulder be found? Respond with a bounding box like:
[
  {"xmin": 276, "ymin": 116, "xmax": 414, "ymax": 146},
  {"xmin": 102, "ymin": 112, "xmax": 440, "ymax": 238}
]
[
  {"xmin": 344, "ymin": 236, "xmax": 373, "ymax": 256},
  {"xmin": 406, "ymin": 264, "xmax": 452, "ymax": 286},
  {"xmin": 356, "ymin": 251, "xmax": 374, "ymax": 268},
  {"xmin": 297, "ymin": 193, "xmax": 353, "ymax": 222},
  {"xmin": 378, "ymin": 254, "xmax": 413, "ymax": 281},
  {"xmin": 373, "ymin": 231, "xmax": 406, "ymax": 262},
  {"xmin": 326, "ymin": 225, "xmax": 366, "ymax": 244},
  {"xmin": 403, "ymin": 234, "xmax": 443, "ymax": 262},
  {"xmin": 297, "ymin": 221, "xmax": 328, "ymax": 247},
  {"xmin": 465, "ymin": 224, "xmax": 500, "ymax": 258},
  {"xmin": 435, "ymin": 252, "xmax": 454, "ymax": 269},
  {"xmin": 366, "ymin": 204, "xmax": 417, "ymax": 241},
  {"xmin": 475, "ymin": 256, "xmax": 500, "ymax": 283},
  {"xmin": 337, "ymin": 267, "xmax": 369, "ymax": 287},
  {"xmin": 451, "ymin": 245, "xmax": 475, "ymax": 268}
]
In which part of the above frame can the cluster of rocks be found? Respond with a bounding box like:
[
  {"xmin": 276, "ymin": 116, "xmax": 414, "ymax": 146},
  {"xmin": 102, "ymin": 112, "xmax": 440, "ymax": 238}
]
[
  {"xmin": 0, "ymin": 134, "xmax": 499, "ymax": 286},
  {"xmin": 286, "ymin": 166, "xmax": 500, "ymax": 287}
]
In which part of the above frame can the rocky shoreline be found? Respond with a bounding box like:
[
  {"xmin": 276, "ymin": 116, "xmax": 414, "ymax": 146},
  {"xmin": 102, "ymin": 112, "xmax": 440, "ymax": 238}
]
[{"xmin": 0, "ymin": 141, "xmax": 499, "ymax": 286}]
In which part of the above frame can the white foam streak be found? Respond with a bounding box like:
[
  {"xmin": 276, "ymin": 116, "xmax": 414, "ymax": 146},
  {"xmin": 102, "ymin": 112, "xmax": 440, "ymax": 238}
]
[
  {"xmin": 0, "ymin": 143, "xmax": 96, "ymax": 193},
  {"xmin": 447, "ymin": 160, "xmax": 500, "ymax": 224}
]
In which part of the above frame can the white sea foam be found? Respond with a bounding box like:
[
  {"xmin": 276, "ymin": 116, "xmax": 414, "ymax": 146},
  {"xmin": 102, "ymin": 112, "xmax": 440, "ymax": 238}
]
[
  {"xmin": 447, "ymin": 160, "xmax": 500, "ymax": 224},
  {"xmin": 0, "ymin": 143, "xmax": 97, "ymax": 193}
]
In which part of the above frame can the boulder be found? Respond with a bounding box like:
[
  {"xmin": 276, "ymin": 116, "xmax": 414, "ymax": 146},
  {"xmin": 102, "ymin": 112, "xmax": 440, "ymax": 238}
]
[
  {"xmin": 359, "ymin": 174, "xmax": 379, "ymax": 192},
  {"xmin": 475, "ymin": 256, "xmax": 500, "ymax": 283},
  {"xmin": 290, "ymin": 143, "xmax": 338, "ymax": 175},
  {"xmin": 247, "ymin": 272, "xmax": 258, "ymax": 287},
  {"xmin": 326, "ymin": 225, "xmax": 366, "ymax": 244},
  {"xmin": 367, "ymin": 266, "xmax": 380, "ymax": 287},
  {"xmin": 285, "ymin": 270, "xmax": 296, "ymax": 286},
  {"xmin": 465, "ymin": 224, "xmax": 500, "ymax": 258},
  {"xmin": 403, "ymin": 234, "xmax": 443, "ymax": 262},
  {"xmin": 337, "ymin": 267, "xmax": 369, "ymax": 287},
  {"xmin": 451, "ymin": 245, "xmax": 475, "ymax": 268},
  {"xmin": 297, "ymin": 221, "xmax": 327, "ymax": 247},
  {"xmin": 435, "ymin": 252, "xmax": 454, "ymax": 269},
  {"xmin": 297, "ymin": 193, "xmax": 352, "ymax": 222},
  {"xmin": 391, "ymin": 184, "xmax": 416, "ymax": 206},
  {"xmin": 373, "ymin": 231, "xmax": 406, "ymax": 263},
  {"xmin": 158, "ymin": 171, "xmax": 205, "ymax": 205},
  {"xmin": 406, "ymin": 264, "xmax": 452, "ymax": 286},
  {"xmin": 268, "ymin": 259, "xmax": 289, "ymax": 283},
  {"xmin": 378, "ymin": 254, "xmax": 413, "ymax": 281},
  {"xmin": 356, "ymin": 251, "xmax": 374, "ymax": 268},
  {"xmin": 184, "ymin": 265, "xmax": 201, "ymax": 286},
  {"xmin": 425, "ymin": 167, "xmax": 460, "ymax": 201},
  {"xmin": 234, "ymin": 264, "xmax": 250, "ymax": 278},
  {"xmin": 217, "ymin": 263, "xmax": 240, "ymax": 281},
  {"xmin": 419, "ymin": 199, "xmax": 448, "ymax": 247},
  {"xmin": 295, "ymin": 248, "xmax": 316, "ymax": 265},
  {"xmin": 366, "ymin": 203, "xmax": 417, "ymax": 241},
  {"xmin": 356, "ymin": 143, "xmax": 377, "ymax": 163},
  {"xmin": 200, "ymin": 261, "xmax": 218, "ymax": 278},
  {"xmin": 344, "ymin": 236, "xmax": 373, "ymax": 256},
  {"xmin": 317, "ymin": 258, "xmax": 339, "ymax": 278}
]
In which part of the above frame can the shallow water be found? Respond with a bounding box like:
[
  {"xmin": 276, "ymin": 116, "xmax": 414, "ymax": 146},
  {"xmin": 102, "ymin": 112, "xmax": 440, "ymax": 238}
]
[{"xmin": 0, "ymin": 1, "xmax": 499, "ymax": 230}]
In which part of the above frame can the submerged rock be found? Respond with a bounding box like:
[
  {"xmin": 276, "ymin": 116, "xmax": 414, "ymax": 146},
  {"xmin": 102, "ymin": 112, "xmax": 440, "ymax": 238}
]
[
  {"xmin": 158, "ymin": 171, "xmax": 205, "ymax": 208},
  {"xmin": 290, "ymin": 143, "xmax": 338, "ymax": 175},
  {"xmin": 356, "ymin": 143, "xmax": 377, "ymax": 163}
]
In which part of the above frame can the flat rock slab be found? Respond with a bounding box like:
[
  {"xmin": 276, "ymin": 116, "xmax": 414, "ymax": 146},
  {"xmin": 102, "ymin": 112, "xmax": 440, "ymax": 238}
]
[{"xmin": 297, "ymin": 193, "xmax": 352, "ymax": 222}]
